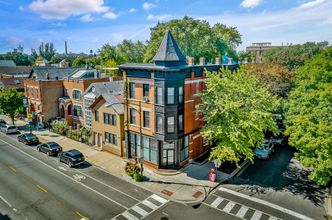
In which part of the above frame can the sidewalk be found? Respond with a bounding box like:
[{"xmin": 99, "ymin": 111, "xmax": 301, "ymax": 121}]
[{"xmin": 1, "ymin": 115, "xmax": 246, "ymax": 203}]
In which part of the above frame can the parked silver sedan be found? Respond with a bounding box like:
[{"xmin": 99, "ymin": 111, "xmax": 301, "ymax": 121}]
[
  {"xmin": 254, "ymin": 140, "xmax": 275, "ymax": 160},
  {"xmin": 0, "ymin": 124, "xmax": 18, "ymax": 134}
]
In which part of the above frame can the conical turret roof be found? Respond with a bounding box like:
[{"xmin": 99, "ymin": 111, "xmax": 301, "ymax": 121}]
[{"xmin": 153, "ymin": 30, "xmax": 186, "ymax": 62}]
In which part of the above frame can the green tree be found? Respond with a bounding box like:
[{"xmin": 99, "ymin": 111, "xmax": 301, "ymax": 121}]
[
  {"xmin": 144, "ymin": 16, "xmax": 242, "ymax": 63},
  {"xmin": 0, "ymin": 52, "xmax": 31, "ymax": 66},
  {"xmin": 65, "ymin": 59, "xmax": 72, "ymax": 62},
  {"xmin": 284, "ymin": 47, "xmax": 332, "ymax": 185},
  {"xmin": 237, "ymin": 50, "xmax": 256, "ymax": 61},
  {"xmin": 117, "ymin": 40, "xmax": 145, "ymax": 63},
  {"xmin": 50, "ymin": 56, "xmax": 63, "ymax": 63},
  {"xmin": 30, "ymin": 42, "xmax": 56, "ymax": 63},
  {"xmin": 197, "ymin": 66, "xmax": 280, "ymax": 165},
  {"xmin": 264, "ymin": 41, "xmax": 329, "ymax": 70},
  {"xmin": 98, "ymin": 44, "xmax": 118, "ymax": 65},
  {"xmin": 72, "ymin": 56, "xmax": 86, "ymax": 67},
  {"xmin": 0, "ymin": 88, "xmax": 24, "ymax": 124},
  {"xmin": 86, "ymin": 57, "xmax": 101, "ymax": 68}
]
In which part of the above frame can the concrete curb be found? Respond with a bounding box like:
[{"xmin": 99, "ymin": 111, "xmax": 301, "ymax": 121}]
[{"xmin": 324, "ymin": 187, "xmax": 332, "ymax": 217}]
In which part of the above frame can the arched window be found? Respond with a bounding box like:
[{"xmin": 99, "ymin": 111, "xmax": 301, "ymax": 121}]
[
  {"xmin": 74, "ymin": 105, "xmax": 83, "ymax": 117},
  {"xmin": 72, "ymin": 89, "xmax": 82, "ymax": 100},
  {"xmin": 67, "ymin": 104, "xmax": 72, "ymax": 116}
]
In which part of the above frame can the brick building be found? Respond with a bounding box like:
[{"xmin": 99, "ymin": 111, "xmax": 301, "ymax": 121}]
[
  {"xmin": 246, "ymin": 42, "xmax": 289, "ymax": 57},
  {"xmin": 118, "ymin": 30, "xmax": 238, "ymax": 169}
]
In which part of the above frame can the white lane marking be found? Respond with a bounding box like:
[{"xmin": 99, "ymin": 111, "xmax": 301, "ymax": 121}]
[
  {"xmin": 219, "ymin": 187, "xmax": 314, "ymax": 220},
  {"xmin": 0, "ymin": 138, "xmax": 129, "ymax": 210},
  {"xmin": 162, "ymin": 212, "xmax": 168, "ymax": 216},
  {"xmin": 223, "ymin": 201, "xmax": 235, "ymax": 213},
  {"xmin": 142, "ymin": 200, "xmax": 158, "ymax": 210},
  {"xmin": 251, "ymin": 211, "xmax": 262, "ymax": 220},
  {"xmin": 132, "ymin": 205, "xmax": 149, "ymax": 217},
  {"xmin": 13, "ymin": 208, "xmax": 17, "ymax": 212},
  {"xmin": 73, "ymin": 174, "xmax": 86, "ymax": 181},
  {"xmin": 58, "ymin": 166, "xmax": 67, "ymax": 171},
  {"xmin": 2, "ymin": 129, "xmax": 141, "ymax": 203},
  {"xmin": 269, "ymin": 217, "xmax": 278, "ymax": 220},
  {"xmin": 151, "ymin": 194, "xmax": 167, "ymax": 204},
  {"xmin": 0, "ymin": 196, "xmax": 12, "ymax": 207},
  {"xmin": 122, "ymin": 211, "xmax": 139, "ymax": 220},
  {"xmin": 211, "ymin": 197, "xmax": 223, "ymax": 208},
  {"xmin": 237, "ymin": 206, "xmax": 249, "ymax": 218}
]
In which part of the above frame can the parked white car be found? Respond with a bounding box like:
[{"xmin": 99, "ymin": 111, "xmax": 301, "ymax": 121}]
[
  {"xmin": 254, "ymin": 139, "xmax": 275, "ymax": 160},
  {"xmin": 0, "ymin": 124, "xmax": 18, "ymax": 134}
]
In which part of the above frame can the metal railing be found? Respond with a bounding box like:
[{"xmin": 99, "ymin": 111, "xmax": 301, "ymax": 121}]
[{"xmin": 50, "ymin": 126, "xmax": 92, "ymax": 146}]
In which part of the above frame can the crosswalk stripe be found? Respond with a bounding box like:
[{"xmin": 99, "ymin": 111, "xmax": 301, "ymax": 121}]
[
  {"xmin": 211, "ymin": 197, "xmax": 224, "ymax": 208},
  {"xmin": 122, "ymin": 211, "xmax": 139, "ymax": 220},
  {"xmin": 151, "ymin": 194, "xmax": 168, "ymax": 204},
  {"xmin": 251, "ymin": 211, "xmax": 262, "ymax": 220},
  {"xmin": 223, "ymin": 202, "xmax": 235, "ymax": 213},
  {"xmin": 132, "ymin": 205, "xmax": 149, "ymax": 217},
  {"xmin": 142, "ymin": 200, "xmax": 159, "ymax": 210},
  {"xmin": 237, "ymin": 206, "xmax": 249, "ymax": 218}
]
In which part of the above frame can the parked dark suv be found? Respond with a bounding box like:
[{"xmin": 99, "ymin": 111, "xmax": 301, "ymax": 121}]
[
  {"xmin": 58, "ymin": 150, "xmax": 85, "ymax": 168},
  {"xmin": 17, "ymin": 133, "xmax": 39, "ymax": 145},
  {"xmin": 37, "ymin": 142, "xmax": 63, "ymax": 156}
]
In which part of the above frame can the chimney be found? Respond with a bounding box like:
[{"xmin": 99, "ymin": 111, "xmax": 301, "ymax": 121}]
[
  {"xmin": 188, "ymin": 57, "xmax": 195, "ymax": 66},
  {"xmin": 238, "ymin": 58, "xmax": 243, "ymax": 64},
  {"xmin": 199, "ymin": 57, "xmax": 205, "ymax": 66},
  {"xmin": 228, "ymin": 58, "xmax": 233, "ymax": 64},
  {"xmin": 65, "ymin": 41, "xmax": 68, "ymax": 54},
  {"xmin": 215, "ymin": 58, "xmax": 221, "ymax": 65},
  {"xmin": 252, "ymin": 58, "xmax": 256, "ymax": 63},
  {"xmin": 244, "ymin": 58, "xmax": 249, "ymax": 64},
  {"xmin": 46, "ymin": 73, "xmax": 50, "ymax": 80}
]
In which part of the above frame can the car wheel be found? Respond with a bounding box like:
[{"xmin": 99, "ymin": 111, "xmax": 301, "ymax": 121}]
[
  {"xmin": 68, "ymin": 162, "xmax": 72, "ymax": 168},
  {"xmin": 47, "ymin": 151, "xmax": 50, "ymax": 156},
  {"xmin": 37, "ymin": 147, "xmax": 41, "ymax": 152}
]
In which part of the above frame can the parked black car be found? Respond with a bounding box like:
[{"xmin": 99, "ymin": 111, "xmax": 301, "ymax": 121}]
[
  {"xmin": 17, "ymin": 133, "xmax": 39, "ymax": 145},
  {"xmin": 58, "ymin": 149, "xmax": 85, "ymax": 168},
  {"xmin": 37, "ymin": 142, "xmax": 63, "ymax": 156},
  {"xmin": 0, "ymin": 119, "xmax": 6, "ymax": 126}
]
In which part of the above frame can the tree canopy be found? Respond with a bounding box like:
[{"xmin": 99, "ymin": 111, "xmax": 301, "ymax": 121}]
[
  {"xmin": 50, "ymin": 56, "xmax": 63, "ymax": 63},
  {"xmin": 0, "ymin": 88, "xmax": 24, "ymax": 124},
  {"xmin": 0, "ymin": 52, "xmax": 31, "ymax": 66},
  {"xmin": 264, "ymin": 41, "xmax": 329, "ymax": 70},
  {"xmin": 284, "ymin": 46, "xmax": 332, "ymax": 185},
  {"xmin": 144, "ymin": 16, "xmax": 242, "ymax": 63},
  {"xmin": 30, "ymin": 42, "xmax": 56, "ymax": 63},
  {"xmin": 72, "ymin": 56, "xmax": 86, "ymax": 67},
  {"xmin": 86, "ymin": 57, "xmax": 101, "ymax": 68},
  {"xmin": 197, "ymin": 66, "xmax": 280, "ymax": 165}
]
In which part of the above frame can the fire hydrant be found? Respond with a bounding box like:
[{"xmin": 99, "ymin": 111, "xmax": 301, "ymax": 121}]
[{"xmin": 209, "ymin": 169, "xmax": 217, "ymax": 182}]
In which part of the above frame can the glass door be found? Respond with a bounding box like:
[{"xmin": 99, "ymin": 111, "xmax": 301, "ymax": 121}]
[{"xmin": 162, "ymin": 142, "xmax": 174, "ymax": 167}]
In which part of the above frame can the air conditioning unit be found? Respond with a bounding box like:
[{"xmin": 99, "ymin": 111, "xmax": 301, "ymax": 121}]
[{"xmin": 143, "ymin": 96, "xmax": 149, "ymax": 102}]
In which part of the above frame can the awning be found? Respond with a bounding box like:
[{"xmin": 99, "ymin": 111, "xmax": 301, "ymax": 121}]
[{"xmin": 34, "ymin": 110, "xmax": 42, "ymax": 115}]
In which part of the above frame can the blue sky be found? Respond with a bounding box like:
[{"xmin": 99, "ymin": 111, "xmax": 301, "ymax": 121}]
[{"xmin": 0, "ymin": 0, "xmax": 331, "ymax": 55}]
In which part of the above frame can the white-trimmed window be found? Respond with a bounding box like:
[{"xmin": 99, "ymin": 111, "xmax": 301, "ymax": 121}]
[
  {"xmin": 180, "ymin": 136, "xmax": 189, "ymax": 162},
  {"xmin": 157, "ymin": 87, "xmax": 162, "ymax": 104},
  {"xmin": 167, "ymin": 87, "xmax": 174, "ymax": 104},
  {"xmin": 30, "ymin": 86, "xmax": 34, "ymax": 99},
  {"xmin": 35, "ymin": 87, "xmax": 39, "ymax": 100},
  {"xmin": 26, "ymin": 85, "xmax": 29, "ymax": 97},
  {"xmin": 74, "ymin": 105, "xmax": 83, "ymax": 117},
  {"xmin": 72, "ymin": 89, "xmax": 82, "ymax": 100},
  {"xmin": 167, "ymin": 116, "xmax": 174, "ymax": 133}
]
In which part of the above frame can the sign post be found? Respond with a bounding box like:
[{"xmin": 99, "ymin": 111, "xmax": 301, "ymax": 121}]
[{"xmin": 27, "ymin": 113, "xmax": 33, "ymax": 133}]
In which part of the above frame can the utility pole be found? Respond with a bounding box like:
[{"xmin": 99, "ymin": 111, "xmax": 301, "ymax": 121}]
[{"xmin": 139, "ymin": 100, "xmax": 144, "ymax": 180}]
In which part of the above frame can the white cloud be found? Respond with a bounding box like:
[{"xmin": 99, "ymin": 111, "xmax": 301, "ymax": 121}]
[
  {"xmin": 4, "ymin": 37, "xmax": 23, "ymax": 46},
  {"xmin": 91, "ymin": 39, "xmax": 99, "ymax": 42},
  {"xmin": 66, "ymin": 37, "xmax": 72, "ymax": 40},
  {"xmin": 81, "ymin": 14, "xmax": 95, "ymax": 22},
  {"xmin": 129, "ymin": 8, "xmax": 137, "ymax": 12},
  {"xmin": 298, "ymin": 0, "xmax": 325, "ymax": 8},
  {"xmin": 103, "ymin": 12, "xmax": 119, "ymax": 19},
  {"xmin": 48, "ymin": 30, "xmax": 57, "ymax": 34},
  {"xmin": 155, "ymin": 0, "xmax": 159, "ymax": 2},
  {"xmin": 147, "ymin": 14, "xmax": 171, "ymax": 21},
  {"xmin": 52, "ymin": 22, "xmax": 67, "ymax": 27},
  {"xmin": 112, "ymin": 33, "xmax": 124, "ymax": 42},
  {"xmin": 18, "ymin": 5, "xmax": 25, "ymax": 11},
  {"xmin": 240, "ymin": 0, "xmax": 263, "ymax": 9},
  {"xmin": 143, "ymin": 2, "xmax": 157, "ymax": 10},
  {"xmin": 28, "ymin": 0, "xmax": 109, "ymax": 20}
]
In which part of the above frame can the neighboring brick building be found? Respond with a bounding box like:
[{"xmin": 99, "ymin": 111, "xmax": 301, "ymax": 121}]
[
  {"xmin": 119, "ymin": 30, "xmax": 238, "ymax": 169},
  {"xmin": 0, "ymin": 78, "xmax": 26, "ymax": 93},
  {"xmin": 246, "ymin": 42, "xmax": 289, "ymax": 57},
  {"xmin": 89, "ymin": 92, "xmax": 125, "ymax": 156}
]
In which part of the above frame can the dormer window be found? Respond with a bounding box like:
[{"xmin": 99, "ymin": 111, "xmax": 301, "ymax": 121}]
[{"xmin": 72, "ymin": 90, "xmax": 82, "ymax": 100}]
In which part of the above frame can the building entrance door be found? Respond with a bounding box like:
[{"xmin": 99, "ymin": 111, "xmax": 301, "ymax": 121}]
[
  {"xmin": 162, "ymin": 141, "xmax": 175, "ymax": 167},
  {"xmin": 94, "ymin": 133, "xmax": 98, "ymax": 146},
  {"xmin": 99, "ymin": 134, "xmax": 102, "ymax": 149}
]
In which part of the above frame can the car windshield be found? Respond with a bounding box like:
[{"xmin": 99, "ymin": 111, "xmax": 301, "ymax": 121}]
[
  {"xmin": 27, "ymin": 134, "xmax": 36, "ymax": 138},
  {"xmin": 49, "ymin": 143, "xmax": 60, "ymax": 149},
  {"xmin": 8, "ymin": 126, "xmax": 15, "ymax": 129}
]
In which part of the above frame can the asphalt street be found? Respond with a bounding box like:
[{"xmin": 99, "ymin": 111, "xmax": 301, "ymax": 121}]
[{"xmin": 0, "ymin": 131, "xmax": 244, "ymax": 220}]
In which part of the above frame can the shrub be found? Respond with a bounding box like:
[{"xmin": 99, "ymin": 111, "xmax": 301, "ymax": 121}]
[{"xmin": 133, "ymin": 173, "xmax": 143, "ymax": 182}]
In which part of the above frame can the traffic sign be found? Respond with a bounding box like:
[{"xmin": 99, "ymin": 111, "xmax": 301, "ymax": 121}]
[{"xmin": 27, "ymin": 113, "xmax": 33, "ymax": 118}]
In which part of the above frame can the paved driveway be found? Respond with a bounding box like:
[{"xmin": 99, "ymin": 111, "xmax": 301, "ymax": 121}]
[{"xmin": 220, "ymin": 144, "xmax": 329, "ymax": 220}]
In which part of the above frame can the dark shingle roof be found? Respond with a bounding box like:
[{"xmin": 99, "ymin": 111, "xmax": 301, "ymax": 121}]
[
  {"xmin": 153, "ymin": 30, "xmax": 186, "ymax": 62},
  {"xmin": 29, "ymin": 67, "xmax": 83, "ymax": 80},
  {"xmin": 0, "ymin": 66, "xmax": 33, "ymax": 75},
  {"xmin": 0, "ymin": 78, "xmax": 25, "ymax": 89},
  {"xmin": 0, "ymin": 60, "xmax": 16, "ymax": 67}
]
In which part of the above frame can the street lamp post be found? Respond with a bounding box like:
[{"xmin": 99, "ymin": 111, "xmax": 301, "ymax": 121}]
[{"xmin": 106, "ymin": 100, "xmax": 144, "ymax": 181}]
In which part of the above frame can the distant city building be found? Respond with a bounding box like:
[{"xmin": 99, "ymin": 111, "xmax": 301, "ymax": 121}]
[
  {"xmin": 13, "ymin": 49, "xmax": 18, "ymax": 53},
  {"xmin": 246, "ymin": 42, "xmax": 289, "ymax": 57},
  {"xmin": 18, "ymin": 45, "xmax": 23, "ymax": 53},
  {"xmin": 53, "ymin": 41, "xmax": 97, "ymax": 61}
]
